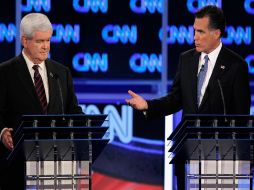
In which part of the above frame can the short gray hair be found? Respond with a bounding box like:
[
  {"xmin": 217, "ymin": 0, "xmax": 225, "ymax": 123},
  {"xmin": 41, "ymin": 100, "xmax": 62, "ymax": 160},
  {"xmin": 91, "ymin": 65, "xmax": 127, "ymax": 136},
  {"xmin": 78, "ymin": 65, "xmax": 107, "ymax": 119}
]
[{"xmin": 20, "ymin": 13, "xmax": 53, "ymax": 39}]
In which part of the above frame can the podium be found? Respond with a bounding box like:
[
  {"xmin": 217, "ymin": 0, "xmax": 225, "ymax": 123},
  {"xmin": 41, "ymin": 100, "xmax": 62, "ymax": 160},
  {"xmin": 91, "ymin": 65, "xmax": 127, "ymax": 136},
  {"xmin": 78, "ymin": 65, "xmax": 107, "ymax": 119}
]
[
  {"xmin": 8, "ymin": 114, "xmax": 109, "ymax": 190},
  {"xmin": 168, "ymin": 115, "xmax": 254, "ymax": 189}
]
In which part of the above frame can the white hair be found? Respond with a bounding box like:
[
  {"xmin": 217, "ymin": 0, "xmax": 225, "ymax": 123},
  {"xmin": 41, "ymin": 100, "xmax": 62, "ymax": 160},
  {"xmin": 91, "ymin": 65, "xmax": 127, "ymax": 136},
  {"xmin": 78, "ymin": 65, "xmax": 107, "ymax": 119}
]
[{"xmin": 20, "ymin": 13, "xmax": 53, "ymax": 39}]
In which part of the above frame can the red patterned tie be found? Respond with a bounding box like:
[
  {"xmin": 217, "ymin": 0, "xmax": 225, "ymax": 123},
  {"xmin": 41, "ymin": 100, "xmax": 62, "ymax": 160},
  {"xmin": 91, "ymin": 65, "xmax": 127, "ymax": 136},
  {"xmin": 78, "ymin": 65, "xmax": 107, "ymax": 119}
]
[{"xmin": 33, "ymin": 64, "xmax": 47, "ymax": 114}]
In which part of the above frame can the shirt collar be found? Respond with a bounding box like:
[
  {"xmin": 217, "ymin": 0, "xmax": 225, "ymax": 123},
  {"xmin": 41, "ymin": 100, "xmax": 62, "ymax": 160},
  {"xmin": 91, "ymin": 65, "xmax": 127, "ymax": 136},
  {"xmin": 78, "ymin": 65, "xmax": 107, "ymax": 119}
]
[
  {"xmin": 201, "ymin": 42, "xmax": 222, "ymax": 64},
  {"xmin": 22, "ymin": 49, "xmax": 46, "ymax": 71}
]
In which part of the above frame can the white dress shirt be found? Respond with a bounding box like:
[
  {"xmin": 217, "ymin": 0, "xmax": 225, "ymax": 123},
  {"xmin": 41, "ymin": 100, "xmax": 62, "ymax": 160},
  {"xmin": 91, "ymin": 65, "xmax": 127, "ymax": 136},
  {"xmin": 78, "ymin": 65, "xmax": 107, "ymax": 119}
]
[
  {"xmin": 22, "ymin": 50, "xmax": 49, "ymax": 103},
  {"xmin": 197, "ymin": 42, "xmax": 222, "ymax": 104}
]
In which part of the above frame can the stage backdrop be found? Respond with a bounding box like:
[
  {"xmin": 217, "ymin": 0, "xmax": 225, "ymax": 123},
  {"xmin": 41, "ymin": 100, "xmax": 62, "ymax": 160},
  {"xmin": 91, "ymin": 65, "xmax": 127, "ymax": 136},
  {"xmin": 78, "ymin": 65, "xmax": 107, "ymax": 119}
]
[{"xmin": 0, "ymin": 1, "xmax": 254, "ymax": 190}]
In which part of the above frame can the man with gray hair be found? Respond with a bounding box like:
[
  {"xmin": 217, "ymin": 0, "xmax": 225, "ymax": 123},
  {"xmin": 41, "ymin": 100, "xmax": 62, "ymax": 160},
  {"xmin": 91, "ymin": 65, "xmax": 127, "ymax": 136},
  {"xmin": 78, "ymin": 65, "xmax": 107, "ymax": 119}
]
[{"xmin": 0, "ymin": 13, "xmax": 83, "ymax": 189}]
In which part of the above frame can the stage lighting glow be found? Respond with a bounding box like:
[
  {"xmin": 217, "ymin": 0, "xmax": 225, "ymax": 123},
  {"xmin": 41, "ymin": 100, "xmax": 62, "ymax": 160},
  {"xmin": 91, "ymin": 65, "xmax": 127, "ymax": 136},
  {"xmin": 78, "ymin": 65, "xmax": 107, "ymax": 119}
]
[
  {"xmin": 159, "ymin": 25, "xmax": 251, "ymax": 45},
  {"xmin": 187, "ymin": 0, "xmax": 222, "ymax": 13},
  {"xmin": 130, "ymin": 0, "xmax": 162, "ymax": 14},
  {"xmin": 102, "ymin": 24, "xmax": 137, "ymax": 44},
  {"xmin": 244, "ymin": 0, "xmax": 254, "ymax": 14},
  {"xmin": 159, "ymin": 25, "xmax": 194, "ymax": 45},
  {"xmin": 222, "ymin": 26, "xmax": 252, "ymax": 45},
  {"xmin": 111, "ymin": 141, "xmax": 164, "ymax": 154},
  {"xmin": 0, "ymin": 23, "xmax": 16, "ymax": 43},
  {"xmin": 129, "ymin": 53, "xmax": 161, "ymax": 73},
  {"xmin": 51, "ymin": 24, "xmax": 80, "ymax": 44},
  {"xmin": 246, "ymin": 54, "xmax": 254, "ymax": 74},
  {"xmin": 72, "ymin": 52, "xmax": 108, "ymax": 72},
  {"xmin": 84, "ymin": 104, "xmax": 133, "ymax": 143},
  {"xmin": 73, "ymin": 0, "xmax": 108, "ymax": 13},
  {"xmin": 21, "ymin": 0, "xmax": 51, "ymax": 12}
]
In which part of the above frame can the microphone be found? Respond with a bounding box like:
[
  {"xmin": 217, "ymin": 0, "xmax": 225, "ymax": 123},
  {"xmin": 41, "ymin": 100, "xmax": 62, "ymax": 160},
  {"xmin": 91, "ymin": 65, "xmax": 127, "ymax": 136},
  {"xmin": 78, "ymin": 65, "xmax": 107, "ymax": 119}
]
[
  {"xmin": 217, "ymin": 79, "xmax": 227, "ymax": 121},
  {"xmin": 52, "ymin": 73, "xmax": 64, "ymax": 115},
  {"xmin": 197, "ymin": 64, "xmax": 205, "ymax": 77}
]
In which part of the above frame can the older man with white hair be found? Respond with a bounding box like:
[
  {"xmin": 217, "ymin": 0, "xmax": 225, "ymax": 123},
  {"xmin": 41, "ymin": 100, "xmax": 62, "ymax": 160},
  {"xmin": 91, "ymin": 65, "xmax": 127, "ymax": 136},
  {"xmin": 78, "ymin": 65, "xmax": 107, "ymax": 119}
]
[{"xmin": 0, "ymin": 13, "xmax": 83, "ymax": 189}]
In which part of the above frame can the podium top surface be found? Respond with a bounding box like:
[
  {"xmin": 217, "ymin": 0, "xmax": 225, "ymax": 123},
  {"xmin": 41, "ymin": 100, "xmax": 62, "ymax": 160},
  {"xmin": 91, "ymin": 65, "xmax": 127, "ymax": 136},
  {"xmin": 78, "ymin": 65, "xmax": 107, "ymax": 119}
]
[
  {"xmin": 20, "ymin": 114, "xmax": 108, "ymax": 128},
  {"xmin": 8, "ymin": 114, "xmax": 110, "ymax": 163},
  {"xmin": 168, "ymin": 114, "xmax": 253, "ymax": 140},
  {"xmin": 22, "ymin": 114, "xmax": 107, "ymax": 121},
  {"xmin": 178, "ymin": 114, "xmax": 253, "ymax": 125},
  {"xmin": 167, "ymin": 115, "xmax": 254, "ymax": 162}
]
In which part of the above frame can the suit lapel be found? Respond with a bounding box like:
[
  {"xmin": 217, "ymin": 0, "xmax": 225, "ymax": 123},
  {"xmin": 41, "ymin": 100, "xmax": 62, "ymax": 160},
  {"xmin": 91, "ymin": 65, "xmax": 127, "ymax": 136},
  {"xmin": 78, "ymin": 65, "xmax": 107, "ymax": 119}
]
[
  {"xmin": 15, "ymin": 55, "xmax": 43, "ymax": 111},
  {"xmin": 45, "ymin": 59, "xmax": 58, "ymax": 113},
  {"xmin": 189, "ymin": 51, "xmax": 201, "ymax": 110},
  {"xmin": 199, "ymin": 46, "xmax": 229, "ymax": 108}
]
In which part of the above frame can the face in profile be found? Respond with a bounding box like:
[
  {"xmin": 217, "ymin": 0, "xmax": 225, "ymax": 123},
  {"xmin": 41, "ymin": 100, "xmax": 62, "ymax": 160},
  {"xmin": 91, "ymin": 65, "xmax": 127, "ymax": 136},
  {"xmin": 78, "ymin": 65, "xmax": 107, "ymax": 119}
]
[
  {"xmin": 193, "ymin": 17, "xmax": 220, "ymax": 54},
  {"xmin": 22, "ymin": 30, "xmax": 52, "ymax": 64}
]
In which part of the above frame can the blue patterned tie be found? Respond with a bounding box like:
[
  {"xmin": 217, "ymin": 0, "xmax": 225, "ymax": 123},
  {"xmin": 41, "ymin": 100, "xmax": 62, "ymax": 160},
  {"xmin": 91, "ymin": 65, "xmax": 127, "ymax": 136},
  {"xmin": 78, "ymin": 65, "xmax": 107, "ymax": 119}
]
[
  {"xmin": 33, "ymin": 64, "xmax": 48, "ymax": 114},
  {"xmin": 197, "ymin": 55, "xmax": 209, "ymax": 106}
]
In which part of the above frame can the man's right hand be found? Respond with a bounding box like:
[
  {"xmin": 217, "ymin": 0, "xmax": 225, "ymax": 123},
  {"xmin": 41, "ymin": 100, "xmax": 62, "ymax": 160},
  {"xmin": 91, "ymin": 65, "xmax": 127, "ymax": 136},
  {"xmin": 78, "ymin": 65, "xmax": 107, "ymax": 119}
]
[
  {"xmin": 125, "ymin": 90, "xmax": 148, "ymax": 110},
  {"xmin": 2, "ymin": 128, "xmax": 14, "ymax": 150}
]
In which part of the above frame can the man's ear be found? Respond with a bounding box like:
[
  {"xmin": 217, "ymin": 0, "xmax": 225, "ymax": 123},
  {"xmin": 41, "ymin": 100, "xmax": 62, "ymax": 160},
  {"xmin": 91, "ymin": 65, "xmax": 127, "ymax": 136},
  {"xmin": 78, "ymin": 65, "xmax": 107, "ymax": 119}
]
[
  {"xmin": 213, "ymin": 29, "xmax": 221, "ymax": 40},
  {"xmin": 21, "ymin": 36, "xmax": 27, "ymax": 48}
]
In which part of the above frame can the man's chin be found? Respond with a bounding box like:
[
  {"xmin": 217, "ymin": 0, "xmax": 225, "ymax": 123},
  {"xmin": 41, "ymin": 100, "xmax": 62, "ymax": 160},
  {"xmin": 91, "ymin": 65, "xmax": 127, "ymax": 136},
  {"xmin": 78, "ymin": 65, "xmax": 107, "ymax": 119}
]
[
  {"xmin": 40, "ymin": 55, "xmax": 48, "ymax": 61},
  {"xmin": 195, "ymin": 47, "xmax": 202, "ymax": 52}
]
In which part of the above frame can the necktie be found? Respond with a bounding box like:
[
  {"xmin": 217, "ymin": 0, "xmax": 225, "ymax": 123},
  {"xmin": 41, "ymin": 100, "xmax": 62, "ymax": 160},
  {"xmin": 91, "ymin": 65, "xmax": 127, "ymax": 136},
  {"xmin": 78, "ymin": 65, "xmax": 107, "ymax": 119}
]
[
  {"xmin": 33, "ymin": 64, "xmax": 47, "ymax": 114},
  {"xmin": 197, "ymin": 55, "xmax": 209, "ymax": 106}
]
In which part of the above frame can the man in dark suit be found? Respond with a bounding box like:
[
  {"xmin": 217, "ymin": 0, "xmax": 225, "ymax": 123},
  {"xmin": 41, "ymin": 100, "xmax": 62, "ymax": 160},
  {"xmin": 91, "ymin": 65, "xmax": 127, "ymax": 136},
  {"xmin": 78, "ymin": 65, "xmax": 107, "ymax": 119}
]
[
  {"xmin": 126, "ymin": 5, "xmax": 250, "ymax": 189},
  {"xmin": 0, "ymin": 13, "xmax": 83, "ymax": 189}
]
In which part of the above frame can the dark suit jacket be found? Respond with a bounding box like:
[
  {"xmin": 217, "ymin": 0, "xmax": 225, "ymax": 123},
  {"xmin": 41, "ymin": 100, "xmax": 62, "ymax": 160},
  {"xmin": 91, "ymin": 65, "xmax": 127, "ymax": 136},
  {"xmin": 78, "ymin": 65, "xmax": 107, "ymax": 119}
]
[
  {"xmin": 0, "ymin": 54, "xmax": 83, "ymax": 188},
  {"xmin": 0, "ymin": 54, "xmax": 83, "ymax": 130},
  {"xmin": 147, "ymin": 46, "xmax": 251, "ymax": 117}
]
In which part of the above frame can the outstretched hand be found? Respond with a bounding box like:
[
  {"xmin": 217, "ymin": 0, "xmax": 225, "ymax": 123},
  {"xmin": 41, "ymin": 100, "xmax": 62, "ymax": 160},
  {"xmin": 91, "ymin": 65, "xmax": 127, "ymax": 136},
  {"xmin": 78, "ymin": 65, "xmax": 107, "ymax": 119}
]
[{"xmin": 125, "ymin": 90, "xmax": 148, "ymax": 110}]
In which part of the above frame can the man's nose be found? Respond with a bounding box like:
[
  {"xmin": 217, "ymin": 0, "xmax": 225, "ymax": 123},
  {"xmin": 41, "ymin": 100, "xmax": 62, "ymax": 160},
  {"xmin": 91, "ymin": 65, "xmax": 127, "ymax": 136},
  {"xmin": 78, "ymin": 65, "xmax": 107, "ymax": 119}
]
[
  {"xmin": 194, "ymin": 33, "xmax": 198, "ymax": 41},
  {"xmin": 42, "ymin": 41, "xmax": 49, "ymax": 48}
]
